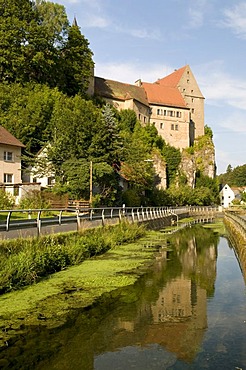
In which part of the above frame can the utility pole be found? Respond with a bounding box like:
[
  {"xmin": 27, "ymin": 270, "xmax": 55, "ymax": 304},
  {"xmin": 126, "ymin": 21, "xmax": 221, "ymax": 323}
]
[{"xmin": 89, "ymin": 161, "xmax": 93, "ymax": 206}]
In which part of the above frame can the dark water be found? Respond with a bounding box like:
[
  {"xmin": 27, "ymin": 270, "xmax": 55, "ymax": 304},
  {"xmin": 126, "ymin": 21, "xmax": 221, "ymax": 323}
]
[{"xmin": 2, "ymin": 225, "xmax": 246, "ymax": 369}]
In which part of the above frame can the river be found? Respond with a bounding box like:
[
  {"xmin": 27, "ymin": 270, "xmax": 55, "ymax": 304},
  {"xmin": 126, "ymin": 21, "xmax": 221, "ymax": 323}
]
[{"xmin": 1, "ymin": 224, "xmax": 246, "ymax": 369}]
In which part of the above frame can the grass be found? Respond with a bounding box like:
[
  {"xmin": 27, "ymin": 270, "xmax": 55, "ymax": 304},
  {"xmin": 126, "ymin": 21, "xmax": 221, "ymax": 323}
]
[{"xmin": 0, "ymin": 222, "xmax": 146, "ymax": 294}]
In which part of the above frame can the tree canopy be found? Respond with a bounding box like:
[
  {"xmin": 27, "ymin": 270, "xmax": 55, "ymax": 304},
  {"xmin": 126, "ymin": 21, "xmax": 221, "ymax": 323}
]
[{"xmin": 0, "ymin": 0, "xmax": 93, "ymax": 96}]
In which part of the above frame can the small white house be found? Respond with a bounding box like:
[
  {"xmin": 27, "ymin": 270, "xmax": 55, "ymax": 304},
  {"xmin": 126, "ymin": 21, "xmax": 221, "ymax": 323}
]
[
  {"xmin": 219, "ymin": 184, "xmax": 235, "ymax": 208},
  {"xmin": 29, "ymin": 145, "xmax": 55, "ymax": 188}
]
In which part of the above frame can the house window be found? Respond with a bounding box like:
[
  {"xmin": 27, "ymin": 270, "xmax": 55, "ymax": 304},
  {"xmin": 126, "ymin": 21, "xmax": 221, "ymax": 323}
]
[
  {"xmin": 192, "ymin": 108, "xmax": 195, "ymax": 113},
  {"xmin": 171, "ymin": 124, "xmax": 174, "ymax": 130},
  {"xmin": 160, "ymin": 122, "xmax": 163, "ymax": 129},
  {"xmin": 175, "ymin": 124, "xmax": 179, "ymax": 130},
  {"xmin": 48, "ymin": 177, "xmax": 55, "ymax": 186},
  {"xmin": 138, "ymin": 114, "xmax": 141, "ymax": 120},
  {"xmin": 4, "ymin": 173, "xmax": 13, "ymax": 183},
  {"xmin": 4, "ymin": 151, "xmax": 13, "ymax": 161},
  {"xmin": 164, "ymin": 110, "xmax": 167, "ymax": 116}
]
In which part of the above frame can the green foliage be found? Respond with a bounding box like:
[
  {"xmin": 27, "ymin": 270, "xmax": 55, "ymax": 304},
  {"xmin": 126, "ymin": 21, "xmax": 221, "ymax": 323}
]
[
  {"xmin": 204, "ymin": 125, "xmax": 213, "ymax": 139},
  {"xmin": 0, "ymin": 190, "xmax": 15, "ymax": 209},
  {"xmin": 0, "ymin": 0, "xmax": 93, "ymax": 96},
  {"xmin": 59, "ymin": 22, "xmax": 94, "ymax": 96},
  {"xmin": 218, "ymin": 163, "xmax": 246, "ymax": 187},
  {"xmin": 122, "ymin": 188, "xmax": 142, "ymax": 207},
  {"xmin": 162, "ymin": 144, "xmax": 181, "ymax": 185},
  {"xmin": 118, "ymin": 109, "xmax": 137, "ymax": 132},
  {"xmin": 0, "ymin": 83, "xmax": 61, "ymax": 153},
  {"xmin": 89, "ymin": 103, "xmax": 123, "ymax": 165},
  {"xmin": 0, "ymin": 222, "xmax": 146, "ymax": 293},
  {"xmin": 18, "ymin": 190, "xmax": 49, "ymax": 209}
]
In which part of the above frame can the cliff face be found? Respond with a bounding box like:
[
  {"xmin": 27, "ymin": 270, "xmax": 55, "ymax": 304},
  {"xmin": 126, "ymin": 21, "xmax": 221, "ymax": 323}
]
[{"xmin": 179, "ymin": 135, "xmax": 216, "ymax": 188}]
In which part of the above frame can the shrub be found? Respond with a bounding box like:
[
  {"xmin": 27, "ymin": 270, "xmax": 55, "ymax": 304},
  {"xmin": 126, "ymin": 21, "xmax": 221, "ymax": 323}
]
[{"xmin": 0, "ymin": 189, "xmax": 15, "ymax": 209}]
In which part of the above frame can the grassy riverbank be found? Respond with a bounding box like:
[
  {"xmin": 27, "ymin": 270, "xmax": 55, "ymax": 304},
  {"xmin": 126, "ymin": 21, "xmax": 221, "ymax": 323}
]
[
  {"xmin": 0, "ymin": 223, "xmax": 168, "ymax": 347},
  {"xmin": 0, "ymin": 222, "xmax": 145, "ymax": 294}
]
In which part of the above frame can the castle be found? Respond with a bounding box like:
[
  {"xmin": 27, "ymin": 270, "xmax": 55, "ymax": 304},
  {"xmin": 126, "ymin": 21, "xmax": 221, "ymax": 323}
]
[{"xmin": 91, "ymin": 65, "xmax": 205, "ymax": 150}]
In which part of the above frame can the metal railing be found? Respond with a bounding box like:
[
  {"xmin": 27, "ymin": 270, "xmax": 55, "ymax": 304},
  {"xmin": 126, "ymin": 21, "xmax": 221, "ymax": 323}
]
[{"xmin": 0, "ymin": 205, "xmax": 218, "ymax": 236}]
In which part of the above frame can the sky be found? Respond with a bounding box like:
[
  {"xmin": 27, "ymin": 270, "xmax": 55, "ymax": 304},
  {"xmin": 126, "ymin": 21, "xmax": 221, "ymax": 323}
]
[{"xmin": 54, "ymin": 0, "xmax": 246, "ymax": 174}]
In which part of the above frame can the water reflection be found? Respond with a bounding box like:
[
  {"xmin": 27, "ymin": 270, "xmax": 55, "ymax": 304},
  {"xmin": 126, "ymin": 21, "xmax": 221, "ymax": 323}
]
[{"xmin": 2, "ymin": 225, "xmax": 246, "ymax": 370}]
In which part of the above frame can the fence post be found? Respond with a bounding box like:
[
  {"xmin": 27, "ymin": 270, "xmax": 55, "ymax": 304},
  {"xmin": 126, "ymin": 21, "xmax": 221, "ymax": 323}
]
[
  {"xmin": 6, "ymin": 211, "xmax": 12, "ymax": 231},
  {"xmin": 58, "ymin": 210, "xmax": 63, "ymax": 225},
  {"xmin": 76, "ymin": 210, "xmax": 80, "ymax": 230},
  {"xmin": 37, "ymin": 210, "xmax": 41, "ymax": 236}
]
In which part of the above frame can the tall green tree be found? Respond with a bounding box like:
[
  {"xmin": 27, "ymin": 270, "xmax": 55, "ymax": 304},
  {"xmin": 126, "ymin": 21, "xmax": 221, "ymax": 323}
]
[
  {"xmin": 89, "ymin": 104, "xmax": 123, "ymax": 165},
  {"xmin": 0, "ymin": 0, "xmax": 34, "ymax": 83},
  {"xmin": 0, "ymin": 83, "xmax": 61, "ymax": 153},
  {"xmin": 0, "ymin": 0, "xmax": 93, "ymax": 95},
  {"xmin": 60, "ymin": 22, "xmax": 94, "ymax": 96}
]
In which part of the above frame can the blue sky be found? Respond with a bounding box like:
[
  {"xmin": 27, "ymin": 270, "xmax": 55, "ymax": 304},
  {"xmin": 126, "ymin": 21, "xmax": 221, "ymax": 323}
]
[{"xmin": 54, "ymin": 0, "xmax": 246, "ymax": 174}]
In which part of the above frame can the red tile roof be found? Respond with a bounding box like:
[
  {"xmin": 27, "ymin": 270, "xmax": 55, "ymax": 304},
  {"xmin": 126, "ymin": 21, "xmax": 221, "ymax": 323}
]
[
  {"xmin": 0, "ymin": 126, "xmax": 25, "ymax": 147},
  {"xmin": 156, "ymin": 65, "xmax": 187, "ymax": 87},
  {"xmin": 141, "ymin": 82, "xmax": 188, "ymax": 108},
  {"xmin": 94, "ymin": 77, "xmax": 149, "ymax": 107}
]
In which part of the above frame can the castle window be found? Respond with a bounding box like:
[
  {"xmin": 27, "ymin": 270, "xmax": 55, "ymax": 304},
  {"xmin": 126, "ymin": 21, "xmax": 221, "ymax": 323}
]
[
  {"xmin": 192, "ymin": 108, "xmax": 195, "ymax": 113},
  {"xmin": 171, "ymin": 124, "xmax": 174, "ymax": 130},
  {"xmin": 176, "ymin": 111, "xmax": 181, "ymax": 118},
  {"xmin": 183, "ymin": 88, "xmax": 185, "ymax": 92},
  {"xmin": 160, "ymin": 122, "xmax": 163, "ymax": 129},
  {"xmin": 164, "ymin": 110, "xmax": 167, "ymax": 116},
  {"xmin": 170, "ymin": 111, "xmax": 174, "ymax": 117},
  {"xmin": 175, "ymin": 124, "xmax": 179, "ymax": 130},
  {"xmin": 191, "ymin": 89, "xmax": 194, "ymax": 93},
  {"xmin": 157, "ymin": 109, "xmax": 160, "ymax": 115},
  {"xmin": 139, "ymin": 114, "xmax": 141, "ymax": 120},
  {"xmin": 191, "ymin": 98, "xmax": 194, "ymax": 103},
  {"xmin": 187, "ymin": 79, "xmax": 189, "ymax": 83}
]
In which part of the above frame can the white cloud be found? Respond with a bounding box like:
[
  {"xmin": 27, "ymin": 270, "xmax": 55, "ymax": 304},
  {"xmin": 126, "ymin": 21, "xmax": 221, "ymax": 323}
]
[
  {"xmin": 95, "ymin": 62, "xmax": 173, "ymax": 84},
  {"xmin": 186, "ymin": 0, "xmax": 210, "ymax": 28},
  {"xmin": 223, "ymin": 2, "xmax": 246, "ymax": 39},
  {"xmin": 198, "ymin": 63, "xmax": 246, "ymax": 111},
  {"xmin": 114, "ymin": 25, "xmax": 161, "ymax": 40}
]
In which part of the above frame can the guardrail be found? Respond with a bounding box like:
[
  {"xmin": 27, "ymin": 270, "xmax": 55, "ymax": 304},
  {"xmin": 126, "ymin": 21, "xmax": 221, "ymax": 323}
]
[
  {"xmin": 224, "ymin": 211, "xmax": 246, "ymax": 242},
  {"xmin": 0, "ymin": 206, "xmax": 219, "ymax": 237}
]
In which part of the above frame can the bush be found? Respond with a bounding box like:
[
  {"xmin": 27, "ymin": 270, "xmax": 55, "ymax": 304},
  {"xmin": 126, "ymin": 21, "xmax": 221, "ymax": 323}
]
[
  {"xmin": 0, "ymin": 189, "xmax": 15, "ymax": 209},
  {"xmin": 18, "ymin": 190, "xmax": 50, "ymax": 209}
]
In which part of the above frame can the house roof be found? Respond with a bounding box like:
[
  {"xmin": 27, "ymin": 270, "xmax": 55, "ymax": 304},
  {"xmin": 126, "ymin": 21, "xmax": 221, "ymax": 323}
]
[
  {"xmin": 156, "ymin": 66, "xmax": 187, "ymax": 87},
  {"xmin": 141, "ymin": 82, "xmax": 188, "ymax": 109},
  {"xmin": 0, "ymin": 126, "xmax": 25, "ymax": 148},
  {"xmin": 94, "ymin": 77, "xmax": 149, "ymax": 107}
]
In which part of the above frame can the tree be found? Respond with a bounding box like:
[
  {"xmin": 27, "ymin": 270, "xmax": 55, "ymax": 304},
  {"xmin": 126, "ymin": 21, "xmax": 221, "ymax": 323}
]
[
  {"xmin": 0, "ymin": 0, "xmax": 34, "ymax": 83},
  {"xmin": 0, "ymin": 1, "xmax": 93, "ymax": 95},
  {"xmin": 89, "ymin": 104, "xmax": 123, "ymax": 165},
  {"xmin": 118, "ymin": 109, "xmax": 137, "ymax": 133},
  {"xmin": 60, "ymin": 22, "xmax": 94, "ymax": 96},
  {"xmin": 0, "ymin": 83, "xmax": 61, "ymax": 153}
]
